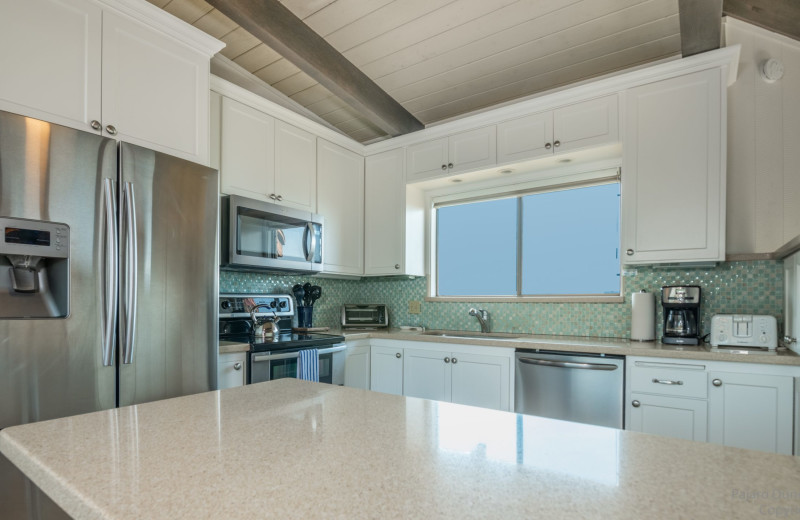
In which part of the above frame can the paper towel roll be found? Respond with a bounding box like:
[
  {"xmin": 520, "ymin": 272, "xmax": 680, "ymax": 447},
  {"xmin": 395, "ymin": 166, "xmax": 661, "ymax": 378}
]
[{"xmin": 631, "ymin": 290, "xmax": 656, "ymax": 341}]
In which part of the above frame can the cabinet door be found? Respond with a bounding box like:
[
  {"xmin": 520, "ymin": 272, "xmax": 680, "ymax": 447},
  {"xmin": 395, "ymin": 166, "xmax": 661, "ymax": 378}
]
[
  {"xmin": 317, "ymin": 140, "xmax": 364, "ymax": 275},
  {"xmin": 497, "ymin": 111, "xmax": 552, "ymax": 164},
  {"xmin": 403, "ymin": 348, "xmax": 451, "ymax": 402},
  {"xmin": 553, "ymin": 95, "xmax": 618, "ymax": 153},
  {"xmin": 370, "ymin": 346, "xmax": 404, "ymax": 395},
  {"xmin": 218, "ymin": 353, "xmax": 246, "ymax": 390},
  {"xmin": 451, "ymin": 352, "xmax": 510, "ymax": 411},
  {"xmin": 708, "ymin": 371, "xmax": 794, "ymax": 455},
  {"xmin": 220, "ymin": 97, "xmax": 275, "ymax": 201},
  {"xmin": 274, "ymin": 121, "xmax": 316, "ymax": 211},
  {"xmin": 365, "ymin": 149, "xmax": 405, "ymax": 275},
  {"xmin": 406, "ymin": 137, "xmax": 448, "ymax": 182},
  {"xmin": 622, "ymin": 69, "xmax": 724, "ymax": 263},
  {"xmin": 102, "ymin": 10, "xmax": 209, "ymax": 164},
  {"xmin": 345, "ymin": 345, "xmax": 370, "ymax": 390},
  {"xmin": 785, "ymin": 252, "xmax": 800, "ymax": 354},
  {"xmin": 0, "ymin": 0, "xmax": 101, "ymax": 131},
  {"xmin": 628, "ymin": 393, "xmax": 707, "ymax": 442},
  {"xmin": 448, "ymin": 126, "xmax": 496, "ymax": 174}
]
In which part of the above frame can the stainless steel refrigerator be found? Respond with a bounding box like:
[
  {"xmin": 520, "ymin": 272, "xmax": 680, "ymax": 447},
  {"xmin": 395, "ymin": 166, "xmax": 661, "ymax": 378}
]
[{"xmin": 0, "ymin": 110, "xmax": 219, "ymax": 519}]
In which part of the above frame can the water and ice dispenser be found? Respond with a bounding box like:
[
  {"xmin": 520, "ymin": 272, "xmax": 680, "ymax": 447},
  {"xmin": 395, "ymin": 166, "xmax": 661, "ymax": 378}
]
[{"xmin": 0, "ymin": 217, "xmax": 69, "ymax": 318}]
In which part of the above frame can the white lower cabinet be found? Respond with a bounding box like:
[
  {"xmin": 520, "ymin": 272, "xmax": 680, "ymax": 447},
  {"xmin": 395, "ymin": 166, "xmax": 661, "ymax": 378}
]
[
  {"xmin": 371, "ymin": 340, "xmax": 513, "ymax": 411},
  {"xmin": 629, "ymin": 392, "xmax": 707, "ymax": 442},
  {"xmin": 218, "ymin": 352, "xmax": 247, "ymax": 390},
  {"xmin": 370, "ymin": 345, "xmax": 404, "ymax": 396},
  {"xmin": 626, "ymin": 357, "xmax": 797, "ymax": 455},
  {"xmin": 344, "ymin": 342, "xmax": 370, "ymax": 390},
  {"xmin": 708, "ymin": 371, "xmax": 794, "ymax": 455}
]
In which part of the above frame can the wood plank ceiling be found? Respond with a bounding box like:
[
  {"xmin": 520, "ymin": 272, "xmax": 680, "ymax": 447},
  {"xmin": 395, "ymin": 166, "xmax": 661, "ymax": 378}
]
[{"xmin": 148, "ymin": 0, "xmax": 682, "ymax": 143}]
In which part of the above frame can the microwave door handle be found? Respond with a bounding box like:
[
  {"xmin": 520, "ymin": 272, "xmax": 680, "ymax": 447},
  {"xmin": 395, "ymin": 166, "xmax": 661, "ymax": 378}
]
[{"xmin": 305, "ymin": 222, "xmax": 316, "ymax": 262}]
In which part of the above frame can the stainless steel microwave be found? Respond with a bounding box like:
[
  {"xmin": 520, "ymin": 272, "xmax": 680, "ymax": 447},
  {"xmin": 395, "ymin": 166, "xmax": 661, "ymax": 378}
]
[{"xmin": 221, "ymin": 195, "xmax": 323, "ymax": 273}]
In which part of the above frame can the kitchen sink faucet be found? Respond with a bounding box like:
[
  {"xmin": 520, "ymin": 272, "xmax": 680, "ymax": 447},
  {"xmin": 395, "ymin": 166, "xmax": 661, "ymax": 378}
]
[{"xmin": 469, "ymin": 308, "xmax": 489, "ymax": 333}]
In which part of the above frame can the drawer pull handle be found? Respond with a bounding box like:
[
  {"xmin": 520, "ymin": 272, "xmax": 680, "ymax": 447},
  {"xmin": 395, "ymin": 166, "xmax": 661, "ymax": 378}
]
[{"xmin": 652, "ymin": 378, "xmax": 683, "ymax": 385}]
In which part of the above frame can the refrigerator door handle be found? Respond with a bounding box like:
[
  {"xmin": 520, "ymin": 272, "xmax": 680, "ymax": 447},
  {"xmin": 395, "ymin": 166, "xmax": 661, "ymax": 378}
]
[
  {"xmin": 101, "ymin": 178, "xmax": 119, "ymax": 367},
  {"xmin": 121, "ymin": 181, "xmax": 138, "ymax": 365}
]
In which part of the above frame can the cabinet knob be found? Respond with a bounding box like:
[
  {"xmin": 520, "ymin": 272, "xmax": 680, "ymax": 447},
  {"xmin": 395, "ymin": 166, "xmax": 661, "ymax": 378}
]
[
  {"xmin": 441, "ymin": 164, "xmax": 447, "ymax": 171},
  {"xmin": 233, "ymin": 362, "xmax": 242, "ymax": 371},
  {"xmin": 554, "ymin": 140, "xmax": 561, "ymax": 148},
  {"xmin": 269, "ymin": 193, "xmax": 277, "ymax": 200},
  {"xmin": 545, "ymin": 142, "xmax": 552, "ymax": 150},
  {"xmin": 105, "ymin": 124, "xmax": 117, "ymax": 136},
  {"xmin": 90, "ymin": 120, "xmax": 102, "ymax": 131},
  {"xmin": 632, "ymin": 400, "xmax": 640, "ymax": 408},
  {"xmin": 395, "ymin": 353, "xmax": 401, "ymax": 359},
  {"xmin": 451, "ymin": 357, "xmax": 458, "ymax": 364},
  {"xmin": 784, "ymin": 336, "xmax": 797, "ymax": 345},
  {"xmin": 275, "ymin": 194, "xmax": 283, "ymax": 201},
  {"xmin": 444, "ymin": 357, "xmax": 451, "ymax": 363},
  {"xmin": 394, "ymin": 264, "xmax": 400, "ymax": 270},
  {"xmin": 626, "ymin": 249, "xmax": 634, "ymax": 256},
  {"xmin": 448, "ymin": 163, "xmax": 453, "ymax": 169},
  {"xmin": 712, "ymin": 379, "xmax": 722, "ymax": 387}
]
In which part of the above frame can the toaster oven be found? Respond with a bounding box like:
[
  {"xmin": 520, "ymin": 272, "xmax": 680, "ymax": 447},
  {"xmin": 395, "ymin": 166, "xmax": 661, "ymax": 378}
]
[{"xmin": 341, "ymin": 304, "xmax": 388, "ymax": 329}]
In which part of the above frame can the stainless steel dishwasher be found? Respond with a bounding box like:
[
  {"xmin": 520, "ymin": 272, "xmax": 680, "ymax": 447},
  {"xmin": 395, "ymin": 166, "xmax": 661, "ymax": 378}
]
[{"xmin": 515, "ymin": 350, "xmax": 624, "ymax": 428}]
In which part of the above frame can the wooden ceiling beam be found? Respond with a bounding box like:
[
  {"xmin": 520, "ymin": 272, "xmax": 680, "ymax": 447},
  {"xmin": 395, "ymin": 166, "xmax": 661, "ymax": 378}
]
[
  {"xmin": 678, "ymin": 0, "xmax": 723, "ymax": 57},
  {"xmin": 205, "ymin": 0, "xmax": 424, "ymax": 137},
  {"xmin": 723, "ymin": 0, "xmax": 800, "ymax": 41}
]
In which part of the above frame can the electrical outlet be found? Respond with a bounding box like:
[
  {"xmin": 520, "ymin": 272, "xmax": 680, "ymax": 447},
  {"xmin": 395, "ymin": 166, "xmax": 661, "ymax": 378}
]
[{"xmin": 408, "ymin": 300, "xmax": 421, "ymax": 314}]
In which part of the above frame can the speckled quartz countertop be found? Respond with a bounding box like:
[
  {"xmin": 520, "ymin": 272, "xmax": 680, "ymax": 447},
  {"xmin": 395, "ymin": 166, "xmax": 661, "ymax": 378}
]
[
  {"xmin": 339, "ymin": 328, "xmax": 800, "ymax": 366},
  {"xmin": 2, "ymin": 380, "xmax": 800, "ymax": 519}
]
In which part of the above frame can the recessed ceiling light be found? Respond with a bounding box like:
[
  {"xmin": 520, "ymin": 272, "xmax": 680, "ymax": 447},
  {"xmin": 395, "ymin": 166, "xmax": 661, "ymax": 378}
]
[
  {"xmin": 558, "ymin": 158, "xmax": 572, "ymax": 163},
  {"xmin": 498, "ymin": 169, "xmax": 514, "ymax": 175},
  {"xmin": 451, "ymin": 178, "xmax": 462, "ymax": 183}
]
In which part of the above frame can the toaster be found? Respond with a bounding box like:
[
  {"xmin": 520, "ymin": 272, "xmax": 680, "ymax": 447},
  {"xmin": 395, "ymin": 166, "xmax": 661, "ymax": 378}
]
[
  {"xmin": 710, "ymin": 314, "xmax": 778, "ymax": 351},
  {"xmin": 341, "ymin": 304, "xmax": 388, "ymax": 329}
]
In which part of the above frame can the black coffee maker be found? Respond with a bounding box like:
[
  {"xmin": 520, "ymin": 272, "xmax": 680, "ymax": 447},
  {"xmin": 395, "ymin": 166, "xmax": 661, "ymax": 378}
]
[{"xmin": 661, "ymin": 285, "xmax": 701, "ymax": 345}]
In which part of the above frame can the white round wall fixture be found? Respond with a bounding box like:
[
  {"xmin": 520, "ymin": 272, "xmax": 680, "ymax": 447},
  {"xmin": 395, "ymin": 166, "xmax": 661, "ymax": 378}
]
[{"xmin": 760, "ymin": 58, "xmax": 785, "ymax": 83}]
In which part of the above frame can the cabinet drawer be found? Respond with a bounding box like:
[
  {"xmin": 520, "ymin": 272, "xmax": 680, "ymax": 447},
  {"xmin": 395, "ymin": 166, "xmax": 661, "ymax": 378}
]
[{"xmin": 630, "ymin": 363, "xmax": 707, "ymax": 398}]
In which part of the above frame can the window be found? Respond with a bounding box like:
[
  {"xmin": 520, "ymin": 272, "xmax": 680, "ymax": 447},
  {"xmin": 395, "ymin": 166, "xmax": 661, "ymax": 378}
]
[{"xmin": 435, "ymin": 176, "xmax": 620, "ymax": 298}]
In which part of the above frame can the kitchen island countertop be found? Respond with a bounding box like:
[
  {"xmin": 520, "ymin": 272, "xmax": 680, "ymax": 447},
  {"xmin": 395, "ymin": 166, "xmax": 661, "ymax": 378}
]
[
  {"xmin": 2, "ymin": 379, "xmax": 800, "ymax": 519},
  {"xmin": 339, "ymin": 328, "xmax": 800, "ymax": 366}
]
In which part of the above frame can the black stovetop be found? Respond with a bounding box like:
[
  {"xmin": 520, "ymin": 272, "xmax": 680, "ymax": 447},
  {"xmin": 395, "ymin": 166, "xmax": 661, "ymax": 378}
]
[{"xmin": 220, "ymin": 332, "xmax": 345, "ymax": 352}]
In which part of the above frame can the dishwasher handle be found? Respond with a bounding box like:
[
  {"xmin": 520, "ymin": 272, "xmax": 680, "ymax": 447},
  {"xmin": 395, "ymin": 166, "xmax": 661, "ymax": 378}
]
[{"xmin": 518, "ymin": 356, "xmax": 619, "ymax": 371}]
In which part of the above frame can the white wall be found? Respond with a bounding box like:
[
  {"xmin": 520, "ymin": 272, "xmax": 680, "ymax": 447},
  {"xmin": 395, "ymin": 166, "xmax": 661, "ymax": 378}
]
[{"xmin": 725, "ymin": 18, "xmax": 800, "ymax": 255}]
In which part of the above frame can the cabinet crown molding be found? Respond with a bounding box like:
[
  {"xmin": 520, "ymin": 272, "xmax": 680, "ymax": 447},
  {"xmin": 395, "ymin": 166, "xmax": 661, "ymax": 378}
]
[{"xmin": 96, "ymin": 0, "xmax": 225, "ymax": 56}]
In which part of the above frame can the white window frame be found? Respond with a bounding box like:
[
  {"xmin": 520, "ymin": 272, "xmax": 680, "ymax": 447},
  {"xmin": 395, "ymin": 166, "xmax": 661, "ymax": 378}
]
[{"xmin": 426, "ymin": 167, "xmax": 623, "ymax": 303}]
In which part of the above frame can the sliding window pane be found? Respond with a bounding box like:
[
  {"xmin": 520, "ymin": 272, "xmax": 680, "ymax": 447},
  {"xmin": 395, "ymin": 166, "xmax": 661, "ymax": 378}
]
[
  {"xmin": 437, "ymin": 198, "xmax": 517, "ymax": 296},
  {"xmin": 521, "ymin": 184, "xmax": 620, "ymax": 295}
]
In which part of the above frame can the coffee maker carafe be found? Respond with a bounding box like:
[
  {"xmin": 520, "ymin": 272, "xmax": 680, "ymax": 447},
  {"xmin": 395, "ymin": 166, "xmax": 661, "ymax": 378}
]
[{"xmin": 661, "ymin": 285, "xmax": 701, "ymax": 345}]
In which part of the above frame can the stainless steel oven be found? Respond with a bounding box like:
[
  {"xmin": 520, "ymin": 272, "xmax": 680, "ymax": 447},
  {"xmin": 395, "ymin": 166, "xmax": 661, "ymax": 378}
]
[
  {"xmin": 221, "ymin": 195, "xmax": 323, "ymax": 273},
  {"xmin": 249, "ymin": 344, "xmax": 346, "ymax": 385}
]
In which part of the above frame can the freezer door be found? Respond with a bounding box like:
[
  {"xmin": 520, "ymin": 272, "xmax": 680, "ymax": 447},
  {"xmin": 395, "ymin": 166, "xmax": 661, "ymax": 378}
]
[
  {"xmin": 0, "ymin": 110, "xmax": 117, "ymax": 518},
  {"xmin": 118, "ymin": 142, "xmax": 218, "ymax": 406}
]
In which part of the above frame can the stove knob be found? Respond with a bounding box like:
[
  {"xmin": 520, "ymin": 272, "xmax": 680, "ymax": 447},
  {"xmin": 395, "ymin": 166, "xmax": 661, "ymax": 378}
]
[
  {"xmin": 221, "ymin": 301, "xmax": 230, "ymax": 310},
  {"xmin": 279, "ymin": 301, "xmax": 287, "ymax": 308},
  {"xmin": 270, "ymin": 300, "xmax": 277, "ymax": 308}
]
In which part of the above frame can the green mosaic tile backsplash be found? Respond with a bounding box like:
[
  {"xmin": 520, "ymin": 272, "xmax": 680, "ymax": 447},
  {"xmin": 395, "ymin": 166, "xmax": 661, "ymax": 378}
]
[{"xmin": 220, "ymin": 260, "xmax": 784, "ymax": 339}]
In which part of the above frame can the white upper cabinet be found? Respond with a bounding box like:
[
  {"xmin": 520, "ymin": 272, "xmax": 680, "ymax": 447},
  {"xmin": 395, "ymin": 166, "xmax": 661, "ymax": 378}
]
[
  {"xmin": 219, "ymin": 97, "xmax": 317, "ymax": 212},
  {"xmin": 220, "ymin": 97, "xmax": 275, "ymax": 200},
  {"xmin": 785, "ymin": 251, "xmax": 800, "ymax": 355},
  {"xmin": 0, "ymin": 0, "xmax": 221, "ymax": 165},
  {"xmin": 622, "ymin": 68, "xmax": 725, "ymax": 264},
  {"xmin": 274, "ymin": 121, "xmax": 317, "ymax": 212},
  {"xmin": 364, "ymin": 149, "xmax": 425, "ymax": 276},
  {"xmin": 317, "ymin": 139, "xmax": 364, "ymax": 275},
  {"xmin": 406, "ymin": 126, "xmax": 496, "ymax": 182},
  {"xmin": 0, "ymin": 0, "xmax": 101, "ymax": 131},
  {"xmin": 497, "ymin": 95, "xmax": 618, "ymax": 164}
]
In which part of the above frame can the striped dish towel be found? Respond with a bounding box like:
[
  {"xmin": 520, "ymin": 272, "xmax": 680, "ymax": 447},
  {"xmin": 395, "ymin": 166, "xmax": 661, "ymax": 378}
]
[{"xmin": 297, "ymin": 348, "xmax": 319, "ymax": 382}]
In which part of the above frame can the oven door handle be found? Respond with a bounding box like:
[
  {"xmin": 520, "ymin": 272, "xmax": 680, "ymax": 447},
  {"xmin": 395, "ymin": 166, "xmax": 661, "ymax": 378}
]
[{"xmin": 251, "ymin": 344, "xmax": 346, "ymax": 363}]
